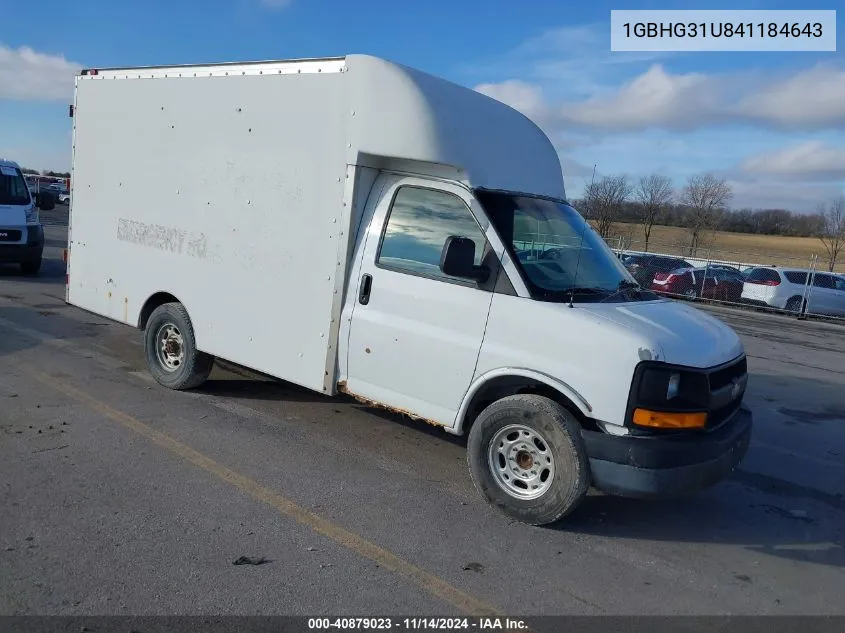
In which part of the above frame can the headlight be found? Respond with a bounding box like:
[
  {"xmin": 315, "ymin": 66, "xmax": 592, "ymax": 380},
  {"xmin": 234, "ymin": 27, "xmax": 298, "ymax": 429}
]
[
  {"xmin": 25, "ymin": 206, "xmax": 39, "ymax": 225},
  {"xmin": 628, "ymin": 364, "xmax": 710, "ymax": 429},
  {"xmin": 666, "ymin": 372, "xmax": 680, "ymax": 400}
]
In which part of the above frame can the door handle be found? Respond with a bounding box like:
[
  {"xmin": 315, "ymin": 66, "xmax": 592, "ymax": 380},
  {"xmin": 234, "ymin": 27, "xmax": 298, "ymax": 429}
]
[{"xmin": 359, "ymin": 273, "xmax": 373, "ymax": 305}]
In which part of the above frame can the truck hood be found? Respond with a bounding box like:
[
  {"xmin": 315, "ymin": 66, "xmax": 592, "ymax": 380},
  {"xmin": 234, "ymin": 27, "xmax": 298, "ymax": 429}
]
[{"xmin": 579, "ymin": 299, "xmax": 744, "ymax": 368}]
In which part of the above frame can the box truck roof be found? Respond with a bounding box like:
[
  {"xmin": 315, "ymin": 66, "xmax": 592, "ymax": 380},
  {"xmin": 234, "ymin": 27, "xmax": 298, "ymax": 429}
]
[{"xmin": 78, "ymin": 54, "xmax": 566, "ymax": 200}]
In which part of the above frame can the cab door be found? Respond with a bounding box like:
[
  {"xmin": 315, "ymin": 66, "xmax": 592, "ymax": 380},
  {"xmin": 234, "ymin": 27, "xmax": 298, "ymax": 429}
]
[{"xmin": 344, "ymin": 175, "xmax": 495, "ymax": 427}]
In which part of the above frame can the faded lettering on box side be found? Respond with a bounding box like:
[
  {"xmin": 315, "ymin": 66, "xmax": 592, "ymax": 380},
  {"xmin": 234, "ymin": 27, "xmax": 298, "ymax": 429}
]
[{"xmin": 117, "ymin": 219, "xmax": 207, "ymax": 259}]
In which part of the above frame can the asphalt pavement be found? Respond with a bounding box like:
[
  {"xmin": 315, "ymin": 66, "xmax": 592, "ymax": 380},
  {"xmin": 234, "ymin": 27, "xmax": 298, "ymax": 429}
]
[{"xmin": 2, "ymin": 208, "xmax": 844, "ymax": 616}]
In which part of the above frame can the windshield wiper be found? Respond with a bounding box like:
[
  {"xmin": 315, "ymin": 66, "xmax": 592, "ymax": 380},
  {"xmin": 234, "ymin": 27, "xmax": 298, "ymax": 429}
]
[
  {"xmin": 598, "ymin": 279, "xmax": 642, "ymax": 303},
  {"xmin": 563, "ymin": 285, "xmax": 609, "ymax": 308},
  {"xmin": 568, "ymin": 286, "xmax": 606, "ymax": 293}
]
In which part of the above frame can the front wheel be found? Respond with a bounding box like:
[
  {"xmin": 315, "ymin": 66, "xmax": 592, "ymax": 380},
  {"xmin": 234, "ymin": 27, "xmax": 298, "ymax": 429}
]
[
  {"xmin": 467, "ymin": 394, "xmax": 590, "ymax": 526},
  {"xmin": 144, "ymin": 302, "xmax": 214, "ymax": 390}
]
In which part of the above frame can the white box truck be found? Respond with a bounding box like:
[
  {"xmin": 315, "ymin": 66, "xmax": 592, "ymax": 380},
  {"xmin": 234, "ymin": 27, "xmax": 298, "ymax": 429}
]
[{"xmin": 67, "ymin": 54, "xmax": 752, "ymax": 525}]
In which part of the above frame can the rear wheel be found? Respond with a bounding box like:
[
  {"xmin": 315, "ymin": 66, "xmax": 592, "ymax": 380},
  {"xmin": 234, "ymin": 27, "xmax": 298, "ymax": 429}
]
[
  {"xmin": 144, "ymin": 302, "xmax": 214, "ymax": 390},
  {"xmin": 467, "ymin": 394, "xmax": 590, "ymax": 526},
  {"xmin": 785, "ymin": 296, "xmax": 806, "ymax": 314},
  {"xmin": 20, "ymin": 259, "xmax": 41, "ymax": 275}
]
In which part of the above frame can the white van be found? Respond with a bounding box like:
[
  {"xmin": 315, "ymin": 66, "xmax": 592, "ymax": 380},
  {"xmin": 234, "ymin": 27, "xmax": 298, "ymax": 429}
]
[
  {"xmin": 66, "ymin": 55, "xmax": 752, "ymax": 525},
  {"xmin": 741, "ymin": 266, "xmax": 845, "ymax": 316},
  {"xmin": 0, "ymin": 159, "xmax": 50, "ymax": 275}
]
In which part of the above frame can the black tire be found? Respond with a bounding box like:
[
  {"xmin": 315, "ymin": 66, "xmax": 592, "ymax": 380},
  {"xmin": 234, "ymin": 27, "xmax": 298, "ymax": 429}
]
[
  {"xmin": 467, "ymin": 394, "xmax": 590, "ymax": 526},
  {"xmin": 144, "ymin": 302, "xmax": 214, "ymax": 390},
  {"xmin": 35, "ymin": 192, "xmax": 55, "ymax": 211},
  {"xmin": 785, "ymin": 296, "xmax": 805, "ymax": 314},
  {"xmin": 20, "ymin": 259, "xmax": 42, "ymax": 275}
]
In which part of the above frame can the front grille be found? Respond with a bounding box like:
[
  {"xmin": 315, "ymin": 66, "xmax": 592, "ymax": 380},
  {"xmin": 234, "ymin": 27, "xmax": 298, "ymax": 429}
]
[
  {"xmin": 709, "ymin": 356, "xmax": 747, "ymax": 391},
  {"xmin": 705, "ymin": 355, "xmax": 747, "ymax": 429},
  {"xmin": 0, "ymin": 229, "xmax": 22, "ymax": 242}
]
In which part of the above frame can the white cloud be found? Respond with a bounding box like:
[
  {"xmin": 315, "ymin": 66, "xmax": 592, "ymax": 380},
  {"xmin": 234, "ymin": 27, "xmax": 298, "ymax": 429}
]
[
  {"xmin": 464, "ymin": 24, "xmax": 668, "ymax": 100},
  {"xmin": 468, "ymin": 25, "xmax": 844, "ymax": 212},
  {"xmin": 569, "ymin": 64, "xmax": 845, "ymax": 132},
  {"xmin": 559, "ymin": 156, "xmax": 596, "ymax": 180},
  {"xmin": 726, "ymin": 180, "xmax": 843, "ymax": 213},
  {"xmin": 739, "ymin": 141, "xmax": 845, "ymax": 181},
  {"xmin": 475, "ymin": 80, "xmax": 548, "ymax": 121},
  {"xmin": 560, "ymin": 65, "xmax": 724, "ymax": 131},
  {"xmin": 738, "ymin": 66, "xmax": 845, "ymax": 129},
  {"xmin": 0, "ymin": 44, "xmax": 81, "ymax": 101},
  {"xmin": 475, "ymin": 62, "xmax": 845, "ymax": 134}
]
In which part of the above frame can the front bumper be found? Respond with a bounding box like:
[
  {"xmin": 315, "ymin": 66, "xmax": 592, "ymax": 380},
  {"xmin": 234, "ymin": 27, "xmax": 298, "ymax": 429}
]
[
  {"xmin": 0, "ymin": 225, "xmax": 44, "ymax": 263},
  {"xmin": 583, "ymin": 407, "xmax": 752, "ymax": 499}
]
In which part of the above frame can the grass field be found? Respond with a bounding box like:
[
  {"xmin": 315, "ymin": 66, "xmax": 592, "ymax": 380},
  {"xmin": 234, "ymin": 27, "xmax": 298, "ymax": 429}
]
[{"xmin": 604, "ymin": 223, "xmax": 844, "ymax": 273}]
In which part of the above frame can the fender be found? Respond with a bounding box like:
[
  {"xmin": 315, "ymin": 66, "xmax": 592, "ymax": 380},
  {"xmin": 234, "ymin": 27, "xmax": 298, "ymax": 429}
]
[{"xmin": 452, "ymin": 367, "xmax": 593, "ymax": 434}]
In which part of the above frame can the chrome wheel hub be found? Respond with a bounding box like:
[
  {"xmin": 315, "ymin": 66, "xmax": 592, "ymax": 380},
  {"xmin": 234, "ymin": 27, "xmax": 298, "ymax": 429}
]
[
  {"xmin": 155, "ymin": 323, "xmax": 184, "ymax": 372},
  {"xmin": 488, "ymin": 424, "xmax": 555, "ymax": 500}
]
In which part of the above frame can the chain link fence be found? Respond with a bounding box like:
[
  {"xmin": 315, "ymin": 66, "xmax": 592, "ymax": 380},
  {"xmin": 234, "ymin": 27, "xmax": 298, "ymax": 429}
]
[{"xmin": 608, "ymin": 236, "xmax": 845, "ymax": 323}]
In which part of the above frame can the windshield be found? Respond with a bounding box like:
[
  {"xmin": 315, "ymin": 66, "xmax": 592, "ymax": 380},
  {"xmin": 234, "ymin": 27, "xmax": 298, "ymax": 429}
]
[
  {"xmin": 477, "ymin": 190, "xmax": 647, "ymax": 302},
  {"xmin": 0, "ymin": 165, "xmax": 32, "ymax": 206}
]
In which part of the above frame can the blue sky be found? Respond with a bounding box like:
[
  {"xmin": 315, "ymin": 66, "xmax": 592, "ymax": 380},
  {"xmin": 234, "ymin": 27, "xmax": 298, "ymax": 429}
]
[{"xmin": 1, "ymin": 0, "xmax": 843, "ymax": 212}]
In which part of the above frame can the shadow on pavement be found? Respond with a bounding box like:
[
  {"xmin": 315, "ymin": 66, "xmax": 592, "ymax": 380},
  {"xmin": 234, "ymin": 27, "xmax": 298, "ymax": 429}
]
[
  {"xmin": 0, "ymin": 257, "xmax": 65, "ymax": 286},
  {"xmin": 196, "ymin": 377, "xmax": 331, "ymax": 405},
  {"xmin": 561, "ymin": 486, "xmax": 845, "ymax": 569},
  {"xmin": 0, "ymin": 305, "xmax": 97, "ymax": 360},
  {"xmin": 0, "ymin": 316, "xmax": 40, "ymax": 358},
  {"xmin": 353, "ymin": 404, "xmax": 468, "ymax": 446},
  {"xmin": 196, "ymin": 373, "xmax": 463, "ymax": 451},
  {"xmin": 196, "ymin": 361, "xmax": 468, "ymax": 445},
  {"xmin": 747, "ymin": 373, "xmax": 845, "ymax": 424},
  {"xmin": 558, "ymin": 372, "xmax": 845, "ymax": 569},
  {"xmin": 193, "ymin": 365, "xmax": 845, "ymax": 573}
]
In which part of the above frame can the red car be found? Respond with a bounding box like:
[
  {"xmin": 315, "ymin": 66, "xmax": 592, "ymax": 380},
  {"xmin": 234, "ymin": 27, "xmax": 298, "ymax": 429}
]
[{"xmin": 650, "ymin": 267, "xmax": 744, "ymax": 302}]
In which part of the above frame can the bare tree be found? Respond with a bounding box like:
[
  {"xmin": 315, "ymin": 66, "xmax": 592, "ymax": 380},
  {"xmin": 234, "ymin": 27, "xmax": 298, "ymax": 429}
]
[
  {"xmin": 634, "ymin": 174, "xmax": 673, "ymax": 252},
  {"xmin": 818, "ymin": 195, "xmax": 845, "ymax": 272},
  {"xmin": 680, "ymin": 173, "xmax": 732, "ymax": 256},
  {"xmin": 584, "ymin": 175, "xmax": 632, "ymax": 239}
]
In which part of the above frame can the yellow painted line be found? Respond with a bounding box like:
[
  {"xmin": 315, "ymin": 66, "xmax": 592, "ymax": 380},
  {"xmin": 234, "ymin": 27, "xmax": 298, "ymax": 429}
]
[{"xmin": 23, "ymin": 365, "xmax": 502, "ymax": 617}]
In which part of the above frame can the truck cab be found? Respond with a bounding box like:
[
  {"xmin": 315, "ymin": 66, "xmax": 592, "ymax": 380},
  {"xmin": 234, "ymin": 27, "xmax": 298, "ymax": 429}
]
[
  {"xmin": 0, "ymin": 159, "xmax": 49, "ymax": 275},
  {"xmin": 336, "ymin": 172, "xmax": 751, "ymax": 524}
]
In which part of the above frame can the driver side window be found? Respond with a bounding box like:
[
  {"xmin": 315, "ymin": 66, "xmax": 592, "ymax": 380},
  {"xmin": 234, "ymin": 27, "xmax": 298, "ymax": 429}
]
[{"xmin": 377, "ymin": 186, "xmax": 487, "ymax": 283}]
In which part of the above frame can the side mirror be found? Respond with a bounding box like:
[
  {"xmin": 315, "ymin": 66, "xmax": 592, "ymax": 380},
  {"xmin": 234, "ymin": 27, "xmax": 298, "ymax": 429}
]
[
  {"xmin": 440, "ymin": 236, "xmax": 489, "ymax": 283},
  {"xmin": 35, "ymin": 191, "xmax": 55, "ymax": 211}
]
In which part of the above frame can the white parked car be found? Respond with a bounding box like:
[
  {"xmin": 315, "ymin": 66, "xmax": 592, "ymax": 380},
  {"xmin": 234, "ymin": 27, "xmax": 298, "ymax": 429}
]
[{"xmin": 741, "ymin": 266, "xmax": 845, "ymax": 316}]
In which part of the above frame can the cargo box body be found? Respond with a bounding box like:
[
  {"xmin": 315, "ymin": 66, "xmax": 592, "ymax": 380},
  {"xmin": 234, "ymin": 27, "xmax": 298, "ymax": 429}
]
[{"xmin": 67, "ymin": 54, "xmax": 564, "ymax": 393}]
